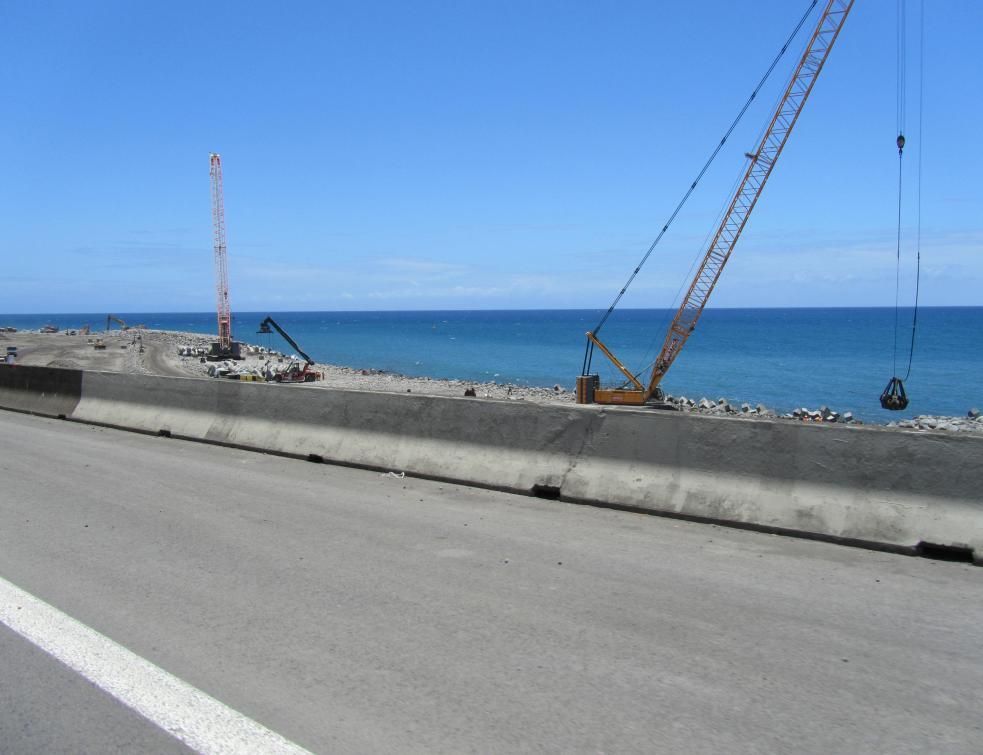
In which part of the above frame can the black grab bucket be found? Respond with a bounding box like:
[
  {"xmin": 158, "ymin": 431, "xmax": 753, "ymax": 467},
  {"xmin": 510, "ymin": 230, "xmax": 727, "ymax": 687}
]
[{"xmin": 880, "ymin": 377, "xmax": 909, "ymax": 411}]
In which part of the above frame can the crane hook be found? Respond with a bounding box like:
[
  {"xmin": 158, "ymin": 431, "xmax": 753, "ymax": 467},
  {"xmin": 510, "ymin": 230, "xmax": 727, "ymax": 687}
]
[{"xmin": 896, "ymin": 133, "xmax": 906, "ymax": 154}]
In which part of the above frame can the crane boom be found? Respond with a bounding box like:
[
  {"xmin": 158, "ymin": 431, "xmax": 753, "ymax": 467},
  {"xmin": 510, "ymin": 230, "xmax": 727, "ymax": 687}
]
[
  {"xmin": 210, "ymin": 153, "xmax": 232, "ymax": 352},
  {"xmin": 582, "ymin": 0, "xmax": 854, "ymax": 405}
]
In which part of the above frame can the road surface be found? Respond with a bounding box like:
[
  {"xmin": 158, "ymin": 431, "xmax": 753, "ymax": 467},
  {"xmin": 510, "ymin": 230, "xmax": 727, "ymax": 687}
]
[{"xmin": 0, "ymin": 410, "xmax": 980, "ymax": 753}]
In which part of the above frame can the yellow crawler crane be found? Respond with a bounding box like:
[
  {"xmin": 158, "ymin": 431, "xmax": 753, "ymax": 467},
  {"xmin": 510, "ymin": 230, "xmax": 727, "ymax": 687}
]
[{"xmin": 578, "ymin": 0, "xmax": 854, "ymax": 405}]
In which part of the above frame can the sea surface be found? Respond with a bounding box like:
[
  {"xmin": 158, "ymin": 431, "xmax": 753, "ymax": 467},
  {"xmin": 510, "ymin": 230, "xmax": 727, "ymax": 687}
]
[{"xmin": 2, "ymin": 308, "xmax": 979, "ymax": 423}]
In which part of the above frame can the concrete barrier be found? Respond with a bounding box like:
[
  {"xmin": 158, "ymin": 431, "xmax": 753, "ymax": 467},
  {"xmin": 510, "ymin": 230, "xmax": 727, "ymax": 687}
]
[
  {"xmin": 2, "ymin": 365, "xmax": 980, "ymax": 563},
  {"xmin": 71, "ymin": 371, "xmax": 596, "ymax": 494},
  {"xmin": 0, "ymin": 364, "xmax": 82, "ymax": 418},
  {"xmin": 562, "ymin": 408, "xmax": 983, "ymax": 562}
]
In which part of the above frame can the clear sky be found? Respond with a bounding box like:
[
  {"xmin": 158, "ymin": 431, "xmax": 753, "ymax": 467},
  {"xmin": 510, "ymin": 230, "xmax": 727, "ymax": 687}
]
[{"xmin": 1, "ymin": 0, "xmax": 980, "ymax": 313}]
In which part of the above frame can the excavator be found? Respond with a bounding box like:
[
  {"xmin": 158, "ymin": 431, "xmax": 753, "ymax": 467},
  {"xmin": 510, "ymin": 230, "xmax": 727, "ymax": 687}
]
[
  {"xmin": 106, "ymin": 315, "xmax": 128, "ymax": 331},
  {"xmin": 578, "ymin": 0, "xmax": 854, "ymax": 405},
  {"xmin": 257, "ymin": 316, "xmax": 323, "ymax": 383},
  {"xmin": 106, "ymin": 315, "xmax": 147, "ymax": 332}
]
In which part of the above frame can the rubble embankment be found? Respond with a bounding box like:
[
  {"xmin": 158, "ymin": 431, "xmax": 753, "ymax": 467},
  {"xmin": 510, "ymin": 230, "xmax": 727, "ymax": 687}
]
[
  {"xmin": 661, "ymin": 394, "xmax": 983, "ymax": 434},
  {"xmin": 889, "ymin": 412, "xmax": 983, "ymax": 433},
  {"xmin": 661, "ymin": 394, "xmax": 859, "ymax": 423}
]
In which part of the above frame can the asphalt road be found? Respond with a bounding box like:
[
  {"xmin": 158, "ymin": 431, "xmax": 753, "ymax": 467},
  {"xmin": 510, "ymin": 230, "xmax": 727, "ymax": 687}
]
[
  {"xmin": 0, "ymin": 622, "xmax": 192, "ymax": 754},
  {"xmin": 0, "ymin": 410, "xmax": 980, "ymax": 753}
]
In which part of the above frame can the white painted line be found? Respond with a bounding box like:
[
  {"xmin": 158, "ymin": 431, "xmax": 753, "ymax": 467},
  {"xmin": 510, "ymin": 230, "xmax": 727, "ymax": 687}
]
[{"xmin": 0, "ymin": 575, "xmax": 310, "ymax": 755}]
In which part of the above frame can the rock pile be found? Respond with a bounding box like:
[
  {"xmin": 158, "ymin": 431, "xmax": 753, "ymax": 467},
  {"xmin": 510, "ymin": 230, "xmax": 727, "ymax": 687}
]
[
  {"xmin": 888, "ymin": 413, "xmax": 983, "ymax": 434},
  {"xmin": 784, "ymin": 406, "xmax": 858, "ymax": 424},
  {"xmin": 205, "ymin": 361, "xmax": 265, "ymax": 379},
  {"xmin": 662, "ymin": 395, "xmax": 863, "ymax": 424},
  {"xmin": 664, "ymin": 395, "xmax": 773, "ymax": 417}
]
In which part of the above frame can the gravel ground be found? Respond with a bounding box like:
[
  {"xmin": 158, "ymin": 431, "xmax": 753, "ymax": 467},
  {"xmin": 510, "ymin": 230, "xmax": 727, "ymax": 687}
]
[{"xmin": 4, "ymin": 329, "xmax": 575, "ymax": 404}]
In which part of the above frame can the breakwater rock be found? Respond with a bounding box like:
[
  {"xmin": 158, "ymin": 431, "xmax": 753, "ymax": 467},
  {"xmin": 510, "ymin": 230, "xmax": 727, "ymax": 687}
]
[
  {"xmin": 665, "ymin": 393, "xmax": 983, "ymax": 434},
  {"xmin": 663, "ymin": 395, "xmax": 859, "ymax": 424},
  {"xmin": 889, "ymin": 414, "xmax": 983, "ymax": 434}
]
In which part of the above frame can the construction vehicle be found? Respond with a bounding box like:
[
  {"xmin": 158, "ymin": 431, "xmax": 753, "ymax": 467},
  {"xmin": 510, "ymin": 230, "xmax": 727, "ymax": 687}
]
[
  {"xmin": 257, "ymin": 316, "xmax": 322, "ymax": 383},
  {"xmin": 106, "ymin": 315, "xmax": 128, "ymax": 331},
  {"xmin": 578, "ymin": 0, "xmax": 853, "ymax": 405},
  {"xmin": 207, "ymin": 153, "xmax": 242, "ymax": 361},
  {"xmin": 92, "ymin": 339, "xmax": 107, "ymax": 350}
]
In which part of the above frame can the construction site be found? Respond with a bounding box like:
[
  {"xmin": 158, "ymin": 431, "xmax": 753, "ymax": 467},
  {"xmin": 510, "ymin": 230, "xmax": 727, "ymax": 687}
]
[
  {"xmin": 0, "ymin": 3, "xmax": 977, "ymax": 555},
  {"xmin": 1, "ymin": 3, "xmax": 981, "ymax": 753},
  {"xmin": 4, "ymin": 2, "xmax": 971, "ymax": 427}
]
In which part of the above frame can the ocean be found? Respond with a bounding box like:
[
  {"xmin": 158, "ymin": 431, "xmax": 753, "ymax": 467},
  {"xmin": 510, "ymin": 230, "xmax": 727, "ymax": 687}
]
[{"xmin": 2, "ymin": 308, "xmax": 979, "ymax": 423}]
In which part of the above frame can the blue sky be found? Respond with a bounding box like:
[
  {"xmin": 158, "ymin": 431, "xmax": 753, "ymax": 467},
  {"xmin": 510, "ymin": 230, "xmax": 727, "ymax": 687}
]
[{"xmin": 1, "ymin": 0, "xmax": 980, "ymax": 313}]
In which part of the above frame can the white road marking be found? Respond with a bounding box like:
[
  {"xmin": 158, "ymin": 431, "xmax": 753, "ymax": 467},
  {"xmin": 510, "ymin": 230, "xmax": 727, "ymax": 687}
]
[{"xmin": 0, "ymin": 575, "xmax": 310, "ymax": 755}]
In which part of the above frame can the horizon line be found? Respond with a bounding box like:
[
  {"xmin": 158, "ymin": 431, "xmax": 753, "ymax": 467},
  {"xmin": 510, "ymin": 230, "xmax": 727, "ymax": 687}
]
[{"xmin": 1, "ymin": 304, "xmax": 978, "ymax": 318}]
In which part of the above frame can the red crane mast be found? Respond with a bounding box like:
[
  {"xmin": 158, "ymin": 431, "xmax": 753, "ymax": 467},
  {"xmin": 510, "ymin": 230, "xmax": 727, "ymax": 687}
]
[{"xmin": 209, "ymin": 152, "xmax": 233, "ymax": 352}]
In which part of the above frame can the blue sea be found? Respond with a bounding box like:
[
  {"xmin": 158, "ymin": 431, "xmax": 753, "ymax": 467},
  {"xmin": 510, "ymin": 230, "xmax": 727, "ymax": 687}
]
[{"xmin": 2, "ymin": 308, "xmax": 979, "ymax": 423}]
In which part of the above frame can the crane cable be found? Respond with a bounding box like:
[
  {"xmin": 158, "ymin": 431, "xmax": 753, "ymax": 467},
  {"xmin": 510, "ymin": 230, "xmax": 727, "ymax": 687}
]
[
  {"xmin": 881, "ymin": 0, "xmax": 924, "ymax": 410},
  {"xmin": 903, "ymin": 0, "xmax": 924, "ymax": 384},
  {"xmin": 583, "ymin": 0, "xmax": 820, "ymax": 376},
  {"xmin": 892, "ymin": 0, "xmax": 906, "ymax": 379}
]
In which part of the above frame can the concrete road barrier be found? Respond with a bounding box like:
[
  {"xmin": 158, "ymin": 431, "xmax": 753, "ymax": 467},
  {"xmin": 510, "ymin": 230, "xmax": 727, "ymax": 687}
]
[
  {"xmin": 0, "ymin": 365, "xmax": 82, "ymax": 418},
  {"xmin": 562, "ymin": 408, "xmax": 983, "ymax": 562},
  {"xmin": 71, "ymin": 371, "xmax": 595, "ymax": 494},
  {"xmin": 1, "ymin": 365, "xmax": 980, "ymax": 563}
]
